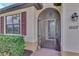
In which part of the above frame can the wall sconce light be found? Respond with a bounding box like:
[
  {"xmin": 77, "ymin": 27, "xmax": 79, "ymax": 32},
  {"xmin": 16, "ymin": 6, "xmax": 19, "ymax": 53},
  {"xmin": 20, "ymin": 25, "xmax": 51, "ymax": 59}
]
[
  {"xmin": 54, "ymin": 3, "xmax": 61, "ymax": 6},
  {"xmin": 71, "ymin": 12, "xmax": 78, "ymax": 22}
]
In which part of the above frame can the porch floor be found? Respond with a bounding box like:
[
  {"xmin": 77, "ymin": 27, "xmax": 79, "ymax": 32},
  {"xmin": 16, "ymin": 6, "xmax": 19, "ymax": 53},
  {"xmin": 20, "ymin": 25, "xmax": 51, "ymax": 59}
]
[{"xmin": 31, "ymin": 48, "xmax": 61, "ymax": 56}]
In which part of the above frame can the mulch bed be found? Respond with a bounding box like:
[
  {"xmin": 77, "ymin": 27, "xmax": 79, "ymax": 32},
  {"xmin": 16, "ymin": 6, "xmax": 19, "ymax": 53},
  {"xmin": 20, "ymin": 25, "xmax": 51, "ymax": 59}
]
[{"xmin": 24, "ymin": 50, "xmax": 33, "ymax": 56}]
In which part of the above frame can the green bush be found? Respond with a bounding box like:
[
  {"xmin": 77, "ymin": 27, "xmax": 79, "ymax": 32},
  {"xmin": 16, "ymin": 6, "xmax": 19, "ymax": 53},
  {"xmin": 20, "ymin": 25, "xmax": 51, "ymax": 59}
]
[{"xmin": 0, "ymin": 35, "xmax": 24, "ymax": 56}]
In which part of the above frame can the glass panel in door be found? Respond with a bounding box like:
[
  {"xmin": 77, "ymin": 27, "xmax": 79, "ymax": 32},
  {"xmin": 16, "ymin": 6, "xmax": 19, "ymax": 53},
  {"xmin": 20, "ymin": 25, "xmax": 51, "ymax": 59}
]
[{"xmin": 48, "ymin": 20, "xmax": 56, "ymax": 39}]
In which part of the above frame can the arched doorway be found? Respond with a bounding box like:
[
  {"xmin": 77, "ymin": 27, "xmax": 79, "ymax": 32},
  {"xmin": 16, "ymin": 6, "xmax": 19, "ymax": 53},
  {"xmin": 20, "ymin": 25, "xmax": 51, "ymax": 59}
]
[{"xmin": 38, "ymin": 8, "xmax": 61, "ymax": 51}]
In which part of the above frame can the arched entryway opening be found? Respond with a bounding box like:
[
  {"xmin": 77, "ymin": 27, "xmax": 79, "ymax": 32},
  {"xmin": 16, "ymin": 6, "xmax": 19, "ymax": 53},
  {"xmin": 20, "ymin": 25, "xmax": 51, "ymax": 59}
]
[{"xmin": 38, "ymin": 8, "xmax": 61, "ymax": 51}]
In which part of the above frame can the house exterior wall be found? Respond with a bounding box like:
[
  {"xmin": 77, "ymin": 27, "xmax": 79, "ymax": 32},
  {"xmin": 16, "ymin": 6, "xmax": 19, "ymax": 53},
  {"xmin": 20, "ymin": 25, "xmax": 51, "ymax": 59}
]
[
  {"xmin": 1, "ymin": 3, "xmax": 79, "ymax": 55},
  {"xmin": 0, "ymin": 6, "xmax": 36, "ymax": 41},
  {"xmin": 0, "ymin": 4, "xmax": 61, "ymax": 51},
  {"xmin": 61, "ymin": 3, "xmax": 79, "ymax": 55}
]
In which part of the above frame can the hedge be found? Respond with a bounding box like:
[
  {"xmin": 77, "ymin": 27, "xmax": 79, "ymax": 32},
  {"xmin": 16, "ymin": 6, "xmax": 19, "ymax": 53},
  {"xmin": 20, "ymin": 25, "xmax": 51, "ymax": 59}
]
[{"xmin": 0, "ymin": 35, "xmax": 24, "ymax": 56}]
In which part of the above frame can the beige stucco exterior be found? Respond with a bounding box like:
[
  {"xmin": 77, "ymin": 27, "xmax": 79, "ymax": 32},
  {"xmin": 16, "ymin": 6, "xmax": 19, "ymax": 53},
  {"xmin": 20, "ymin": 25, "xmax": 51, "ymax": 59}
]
[
  {"xmin": 0, "ymin": 6, "xmax": 37, "ymax": 51},
  {"xmin": 1, "ymin": 3, "xmax": 79, "ymax": 56},
  {"xmin": 0, "ymin": 3, "xmax": 61, "ymax": 51}
]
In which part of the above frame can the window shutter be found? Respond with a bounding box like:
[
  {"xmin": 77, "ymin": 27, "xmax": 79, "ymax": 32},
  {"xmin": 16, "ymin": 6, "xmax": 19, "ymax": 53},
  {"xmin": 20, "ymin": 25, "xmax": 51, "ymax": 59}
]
[
  {"xmin": 21, "ymin": 12, "xmax": 27, "ymax": 35},
  {"xmin": 0, "ymin": 16, "xmax": 4, "ymax": 34}
]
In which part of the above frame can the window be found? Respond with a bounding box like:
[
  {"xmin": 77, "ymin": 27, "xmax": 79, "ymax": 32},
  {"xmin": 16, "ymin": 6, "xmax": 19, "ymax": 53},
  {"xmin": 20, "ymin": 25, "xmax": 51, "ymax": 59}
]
[
  {"xmin": 6, "ymin": 14, "xmax": 20, "ymax": 34},
  {"xmin": 48, "ymin": 20, "xmax": 56, "ymax": 39}
]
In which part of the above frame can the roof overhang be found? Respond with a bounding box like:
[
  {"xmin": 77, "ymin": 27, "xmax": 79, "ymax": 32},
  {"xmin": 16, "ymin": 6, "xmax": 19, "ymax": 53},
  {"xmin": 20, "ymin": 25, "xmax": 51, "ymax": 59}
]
[{"xmin": 0, "ymin": 3, "xmax": 43, "ymax": 14}]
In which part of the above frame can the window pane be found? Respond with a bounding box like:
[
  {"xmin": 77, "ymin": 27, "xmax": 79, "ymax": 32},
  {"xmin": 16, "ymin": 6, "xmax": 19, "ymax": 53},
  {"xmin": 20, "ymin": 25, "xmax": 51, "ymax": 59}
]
[
  {"xmin": 6, "ymin": 16, "xmax": 13, "ymax": 24},
  {"xmin": 48, "ymin": 20, "xmax": 56, "ymax": 39},
  {"xmin": 6, "ymin": 25, "xmax": 13, "ymax": 33},
  {"xmin": 13, "ymin": 25, "xmax": 20, "ymax": 34},
  {"xmin": 13, "ymin": 14, "xmax": 20, "ymax": 24},
  {"xmin": 6, "ymin": 14, "xmax": 20, "ymax": 34}
]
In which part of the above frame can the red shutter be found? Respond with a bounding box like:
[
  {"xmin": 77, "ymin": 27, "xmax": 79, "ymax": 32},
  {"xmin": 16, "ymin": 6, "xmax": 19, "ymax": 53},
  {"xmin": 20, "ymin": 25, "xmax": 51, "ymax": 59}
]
[
  {"xmin": 21, "ymin": 12, "xmax": 27, "ymax": 35},
  {"xmin": 0, "ymin": 16, "xmax": 4, "ymax": 34}
]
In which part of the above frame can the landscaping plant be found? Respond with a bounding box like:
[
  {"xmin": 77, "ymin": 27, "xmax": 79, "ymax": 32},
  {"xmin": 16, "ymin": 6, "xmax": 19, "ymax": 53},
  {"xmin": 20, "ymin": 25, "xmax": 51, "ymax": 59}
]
[{"xmin": 0, "ymin": 35, "xmax": 24, "ymax": 56}]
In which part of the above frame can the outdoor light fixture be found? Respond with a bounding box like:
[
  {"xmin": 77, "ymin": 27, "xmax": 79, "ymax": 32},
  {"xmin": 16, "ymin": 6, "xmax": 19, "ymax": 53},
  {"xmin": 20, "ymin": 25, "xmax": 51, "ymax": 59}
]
[
  {"xmin": 54, "ymin": 3, "xmax": 61, "ymax": 6},
  {"xmin": 71, "ymin": 12, "xmax": 78, "ymax": 22}
]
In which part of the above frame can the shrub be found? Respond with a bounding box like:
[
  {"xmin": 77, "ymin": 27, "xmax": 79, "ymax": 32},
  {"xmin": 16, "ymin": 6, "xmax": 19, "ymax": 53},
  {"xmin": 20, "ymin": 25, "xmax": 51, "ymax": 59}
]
[{"xmin": 0, "ymin": 35, "xmax": 24, "ymax": 56}]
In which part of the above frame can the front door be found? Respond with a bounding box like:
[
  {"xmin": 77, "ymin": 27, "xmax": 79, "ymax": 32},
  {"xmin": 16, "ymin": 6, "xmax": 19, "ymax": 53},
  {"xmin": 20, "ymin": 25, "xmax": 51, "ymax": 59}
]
[{"xmin": 39, "ymin": 19, "xmax": 57, "ymax": 49}]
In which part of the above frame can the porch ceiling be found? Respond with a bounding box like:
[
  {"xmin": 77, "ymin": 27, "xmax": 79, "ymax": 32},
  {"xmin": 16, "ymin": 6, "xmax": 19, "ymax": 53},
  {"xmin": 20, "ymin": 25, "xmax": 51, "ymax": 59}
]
[{"xmin": 0, "ymin": 3, "xmax": 43, "ymax": 14}]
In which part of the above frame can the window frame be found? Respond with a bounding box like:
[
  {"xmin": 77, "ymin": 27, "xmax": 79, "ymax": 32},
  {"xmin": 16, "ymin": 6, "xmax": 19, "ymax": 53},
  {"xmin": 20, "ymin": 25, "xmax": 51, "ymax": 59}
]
[{"xmin": 5, "ymin": 13, "xmax": 21, "ymax": 35}]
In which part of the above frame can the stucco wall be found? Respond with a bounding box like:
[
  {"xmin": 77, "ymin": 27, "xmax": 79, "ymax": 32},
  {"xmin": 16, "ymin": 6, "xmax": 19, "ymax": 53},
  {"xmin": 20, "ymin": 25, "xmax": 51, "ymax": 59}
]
[
  {"xmin": 62, "ymin": 3, "xmax": 79, "ymax": 53},
  {"xmin": 0, "ymin": 4, "xmax": 61, "ymax": 51},
  {"xmin": 0, "ymin": 6, "xmax": 36, "ymax": 42},
  {"xmin": 1, "ymin": 3, "xmax": 79, "ymax": 53}
]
